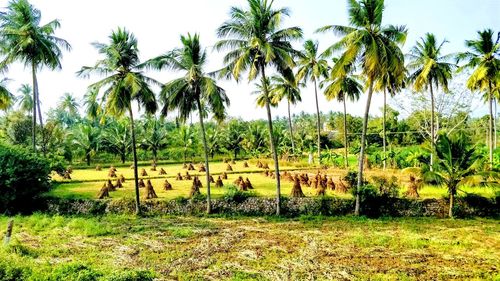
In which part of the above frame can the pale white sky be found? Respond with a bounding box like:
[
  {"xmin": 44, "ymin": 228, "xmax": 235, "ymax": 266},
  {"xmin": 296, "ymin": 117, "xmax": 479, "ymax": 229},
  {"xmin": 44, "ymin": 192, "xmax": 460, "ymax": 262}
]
[{"xmin": 1, "ymin": 0, "xmax": 499, "ymax": 120}]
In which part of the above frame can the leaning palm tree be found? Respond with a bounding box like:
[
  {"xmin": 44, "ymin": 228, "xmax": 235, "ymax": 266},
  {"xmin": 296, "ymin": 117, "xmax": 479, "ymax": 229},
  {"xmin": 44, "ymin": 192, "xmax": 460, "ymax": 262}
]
[
  {"xmin": 0, "ymin": 78, "xmax": 14, "ymax": 111},
  {"xmin": 270, "ymin": 74, "xmax": 301, "ymax": 154},
  {"xmin": 318, "ymin": 0, "xmax": 407, "ymax": 215},
  {"xmin": 322, "ymin": 62, "xmax": 363, "ymax": 169},
  {"xmin": 296, "ymin": 40, "xmax": 328, "ymax": 164},
  {"xmin": 77, "ymin": 28, "xmax": 157, "ymax": 215},
  {"xmin": 16, "ymin": 84, "xmax": 33, "ymax": 113},
  {"xmin": 457, "ymin": 29, "xmax": 500, "ymax": 168},
  {"xmin": 407, "ymin": 33, "xmax": 455, "ymax": 170},
  {"xmin": 147, "ymin": 33, "xmax": 229, "ymax": 214},
  {"xmin": 0, "ymin": 0, "xmax": 70, "ymax": 153},
  {"xmin": 215, "ymin": 0, "xmax": 303, "ymax": 215}
]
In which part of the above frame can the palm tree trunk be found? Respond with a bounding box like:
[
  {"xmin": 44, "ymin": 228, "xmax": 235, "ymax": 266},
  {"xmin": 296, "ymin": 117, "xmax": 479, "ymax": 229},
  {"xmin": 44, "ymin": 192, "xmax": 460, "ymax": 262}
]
[
  {"xmin": 197, "ymin": 98, "xmax": 211, "ymax": 214},
  {"xmin": 449, "ymin": 192, "xmax": 454, "ymax": 218},
  {"xmin": 34, "ymin": 73, "xmax": 46, "ymax": 156},
  {"xmin": 313, "ymin": 78, "xmax": 321, "ymax": 164},
  {"xmin": 261, "ymin": 65, "xmax": 281, "ymax": 216},
  {"xmin": 31, "ymin": 63, "xmax": 37, "ymax": 154},
  {"xmin": 494, "ymin": 97, "xmax": 497, "ymax": 149},
  {"xmin": 128, "ymin": 106, "xmax": 141, "ymax": 215},
  {"xmin": 383, "ymin": 88, "xmax": 387, "ymax": 170},
  {"xmin": 355, "ymin": 81, "xmax": 374, "ymax": 216},
  {"xmin": 430, "ymin": 82, "xmax": 435, "ymax": 171},
  {"xmin": 489, "ymin": 81, "xmax": 494, "ymax": 168},
  {"xmin": 287, "ymin": 100, "xmax": 295, "ymax": 154},
  {"xmin": 343, "ymin": 98, "xmax": 349, "ymax": 170}
]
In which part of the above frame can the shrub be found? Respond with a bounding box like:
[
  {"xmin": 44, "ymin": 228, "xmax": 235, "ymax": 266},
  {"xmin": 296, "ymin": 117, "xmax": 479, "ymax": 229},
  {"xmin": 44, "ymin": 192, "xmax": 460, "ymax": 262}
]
[
  {"xmin": 223, "ymin": 184, "xmax": 255, "ymax": 203},
  {"xmin": 0, "ymin": 144, "xmax": 52, "ymax": 213}
]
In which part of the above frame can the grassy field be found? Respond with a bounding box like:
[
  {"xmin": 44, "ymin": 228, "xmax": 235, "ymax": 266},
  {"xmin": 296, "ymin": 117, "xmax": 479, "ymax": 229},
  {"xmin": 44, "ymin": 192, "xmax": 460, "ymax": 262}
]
[
  {"xmin": 48, "ymin": 160, "xmax": 497, "ymax": 200},
  {"xmin": 0, "ymin": 214, "xmax": 498, "ymax": 280}
]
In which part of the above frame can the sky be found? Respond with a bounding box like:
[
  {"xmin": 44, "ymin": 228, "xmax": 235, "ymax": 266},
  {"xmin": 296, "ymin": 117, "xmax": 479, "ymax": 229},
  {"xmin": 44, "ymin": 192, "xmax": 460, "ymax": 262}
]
[{"xmin": 1, "ymin": 0, "xmax": 499, "ymax": 121}]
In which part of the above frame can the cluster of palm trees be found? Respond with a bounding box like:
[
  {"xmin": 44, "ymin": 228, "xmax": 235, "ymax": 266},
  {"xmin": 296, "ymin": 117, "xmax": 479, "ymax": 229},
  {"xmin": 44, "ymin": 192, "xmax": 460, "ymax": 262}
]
[{"xmin": 0, "ymin": 0, "xmax": 498, "ymax": 216}]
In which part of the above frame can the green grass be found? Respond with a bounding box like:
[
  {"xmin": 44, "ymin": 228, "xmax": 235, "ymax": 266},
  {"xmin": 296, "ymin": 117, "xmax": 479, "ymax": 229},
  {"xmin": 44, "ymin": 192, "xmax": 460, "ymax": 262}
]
[
  {"xmin": 48, "ymin": 160, "xmax": 497, "ymax": 201},
  {"xmin": 0, "ymin": 214, "xmax": 498, "ymax": 280}
]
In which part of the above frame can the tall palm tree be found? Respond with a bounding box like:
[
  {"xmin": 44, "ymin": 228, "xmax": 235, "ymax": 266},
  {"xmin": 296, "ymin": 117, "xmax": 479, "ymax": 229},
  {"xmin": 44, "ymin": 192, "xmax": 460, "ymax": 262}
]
[
  {"xmin": 322, "ymin": 63, "xmax": 362, "ymax": 169},
  {"xmin": 0, "ymin": 0, "xmax": 70, "ymax": 153},
  {"xmin": 0, "ymin": 78, "xmax": 14, "ymax": 111},
  {"xmin": 148, "ymin": 33, "xmax": 229, "ymax": 214},
  {"xmin": 457, "ymin": 29, "xmax": 500, "ymax": 168},
  {"xmin": 215, "ymin": 0, "xmax": 303, "ymax": 215},
  {"xmin": 407, "ymin": 33, "xmax": 455, "ymax": 171},
  {"xmin": 16, "ymin": 84, "xmax": 33, "ymax": 113},
  {"xmin": 77, "ymin": 28, "xmax": 157, "ymax": 215},
  {"xmin": 318, "ymin": 0, "xmax": 407, "ymax": 215},
  {"xmin": 270, "ymin": 74, "xmax": 301, "ymax": 154},
  {"xmin": 296, "ymin": 40, "xmax": 328, "ymax": 163}
]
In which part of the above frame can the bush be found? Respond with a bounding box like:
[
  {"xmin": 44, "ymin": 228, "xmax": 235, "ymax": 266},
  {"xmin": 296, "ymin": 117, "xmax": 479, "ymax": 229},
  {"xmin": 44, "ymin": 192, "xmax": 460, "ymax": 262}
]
[
  {"xmin": 223, "ymin": 185, "xmax": 255, "ymax": 203},
  {"xmin": 0, "ymin": 144, "xmax": 52, "ymax": 214}
]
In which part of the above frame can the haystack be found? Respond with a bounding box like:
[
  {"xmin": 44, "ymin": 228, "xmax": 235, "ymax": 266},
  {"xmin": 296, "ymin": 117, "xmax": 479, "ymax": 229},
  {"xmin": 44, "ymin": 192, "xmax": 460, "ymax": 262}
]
[
  {"xmin": 336, "ymin": 178, "xmax": 348, "ymax": 193},
  {"xmin": 97, "ymin": 183, "xmax": 110, "ymax": 199},
  {"xmin": 119, "ymin": 174, "xmax": 126, "ymax": 183},
  {"xmin": 66, "ymin": 166, "xmax": 73, "ymax": 174},
  {"xmin": 404, "ymin": 175, "xmax": 422, "ymax": 198},
  {"xmin": 107, "ymin": 180, "xmax": 116, "ymax": 192},
  {"xmin": 187, "ymin": 163, "xmax": 195, "ymax": 171},
  {"xmin": 262, "ymin": 163, "xmax": 270, "ymax": 169},
  {"xmin": 262, "ymin": 170, "xmax": 269, "ymax": 177},
  {"xmin": 221, "ymin": 172, "xmax": 228, "ymax": 180},
  {"xmin": 231, "ymin": 159, "xmax": 236, "ymax": 164},
  {"xmin": 110, "ymin": 166, "xmax": 117, "ymax": 172},
  {"xmin": 291, "ymin": 176, "xmax": 305, "ymax": 198},
  {"xmin": 150, "ymin": 164, "xmax": 157, "ymax": 171},
  {"xmin": 189, "ymin": 177, "xmax": 202, "ymax": 197},
  {"xmin": 226, "ymin": 164, "xmax": 233, "ymax": 171},
  {"xmin": 145, "ymin": 180, "xmax": 158, "ymax": 199},
  {"xmin": 108, "ymin": 169, "xmax": 117, "ymax": 178},
  {"xmin": 233, "ymin": 176, "xmax": 243, "ymax": 185},
  {"xmin": 176, "ymin": 172, "xmax": 183, "ymax": 181},
  {"xmin": 215, "ymin": 176, "xmax": 224, "ymax": 188},
  {"xmin": 243, "ymin": 161, "xmax": 249, "ymax": 168},
  {"xmin": 256, "ymin": 161, "xmax": 263, "ymax": 168},
  {"xmin": 199, "ymin": 165, "xmax": 206, "ymax": 172},
  {"xmin": 95, "ymin": 165, "xmax": 102, "ymax": 171},
  {"xmin": 139, "ymin": 178, "xmax": 146, "ymax": 188},
  {"xmin": 159, "ymin": 168, "xmax": 167, "ymax": 175},
  {"xmin": 239, "ymin": 179, "xmax": 248, "ymax": 191},
  {"xmin": 63, "ymin": 171, "xmax": 71, "ymax": 180},
  {"xmin": 327, "ymin": 177, "xmax": 336, "ymax": 190},
  {"xmin": 209, "ymin": 175, "xmax": 215, "ymax": 183},
  {"xmin": 140, "ymin": 169, "xmax": 148, "ymax": 177},
  {"xmin": 163, "ymin": 179, "xmax": 173, "ymax": 191},
  {"xmin": 269, "ymin": 172, "xmax": 276, "ymax": 179},
  {"xmin": 223, "ymin": 158, "xmax": 229, "ymax": 163},
  {"xmin": 184, "ymin": 171, "xmax": 192, "ymax": 180},
  {"xmin": 245, "ymin": 178, "xmax": 253, "ymax": 189},
  {"xmin": 182, "ymin": 163, "xmax": 188, "ymax": 169},
  {"xmin": 114, "ymin": 179, "xmax": 123, "ymax": 188}
]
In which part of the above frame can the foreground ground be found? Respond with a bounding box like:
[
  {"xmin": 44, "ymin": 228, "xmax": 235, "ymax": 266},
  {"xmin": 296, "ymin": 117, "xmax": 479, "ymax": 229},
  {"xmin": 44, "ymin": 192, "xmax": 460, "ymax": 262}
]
[{"xmin": 1, "ymin": 215, "xmax": 498, "ymax": 280}]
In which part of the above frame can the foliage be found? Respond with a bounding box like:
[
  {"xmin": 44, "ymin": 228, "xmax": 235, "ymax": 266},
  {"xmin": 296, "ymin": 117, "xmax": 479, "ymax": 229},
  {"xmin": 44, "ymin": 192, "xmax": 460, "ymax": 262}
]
[{"xmin": 0, "ymin": 144, "xmax": 51, "ymax": 213}]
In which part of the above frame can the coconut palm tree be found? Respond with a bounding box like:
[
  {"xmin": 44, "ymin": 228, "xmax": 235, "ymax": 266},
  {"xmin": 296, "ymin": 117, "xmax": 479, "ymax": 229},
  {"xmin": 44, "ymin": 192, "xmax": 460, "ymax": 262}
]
[
  {"xmin": 322, "ymin": 63, "xmax": 363, "ymax": 169},
  {"xmin": 72, "ymin": 121, "xmax": 100, "ymax": 166},
  {"xmin": 270, "ymin": 74, "xmax": 302, "ymax": 155},
  {"xmin": 147, "ymin": 33, "xmax": 229, "ymax": 214},
  {"xmin": 58, "ymin": 92, "xmax": 79, "ymax": 116},
  {"xmin": 77, "ymin": 28, "xmax": 157, "ymax": 215},
  {"xmin": 215, "ymin": 0, "xmax": 303, "ymax": 215},
  {"xmin": 16, "ymin": 84, "xmax": 33, "ymax": 113},
  {"xmin": 0, "ymin": 0, "xmax": 70, "ymax": 153},
  {"xmin": 0, "ymin": 78, "xmax": 14, "ymax": 111},
  {"xmin": 407, "ymin": 33, "xmax": 455, "ymax": 171},
  {"xmin": 140, "ymin": 116, "xmax": 168, "ymax": 163},
  {"xmin": 296, "ymin": 40, "xmax": 328, "ymax": 163},
  {"xmin": 318, "ymin": 0, "xmax": 407, "ymax": 215},
  {"xmin": 457, "ymin": 29, "xmax": 500, "ymax": 168},
  {"xmin": 82, "ymin": 88, "xmax": 101, "ymax": 122},
  {"xmin": 414, "ymin": 133, "xmax": 496, "ymax": 218}
]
